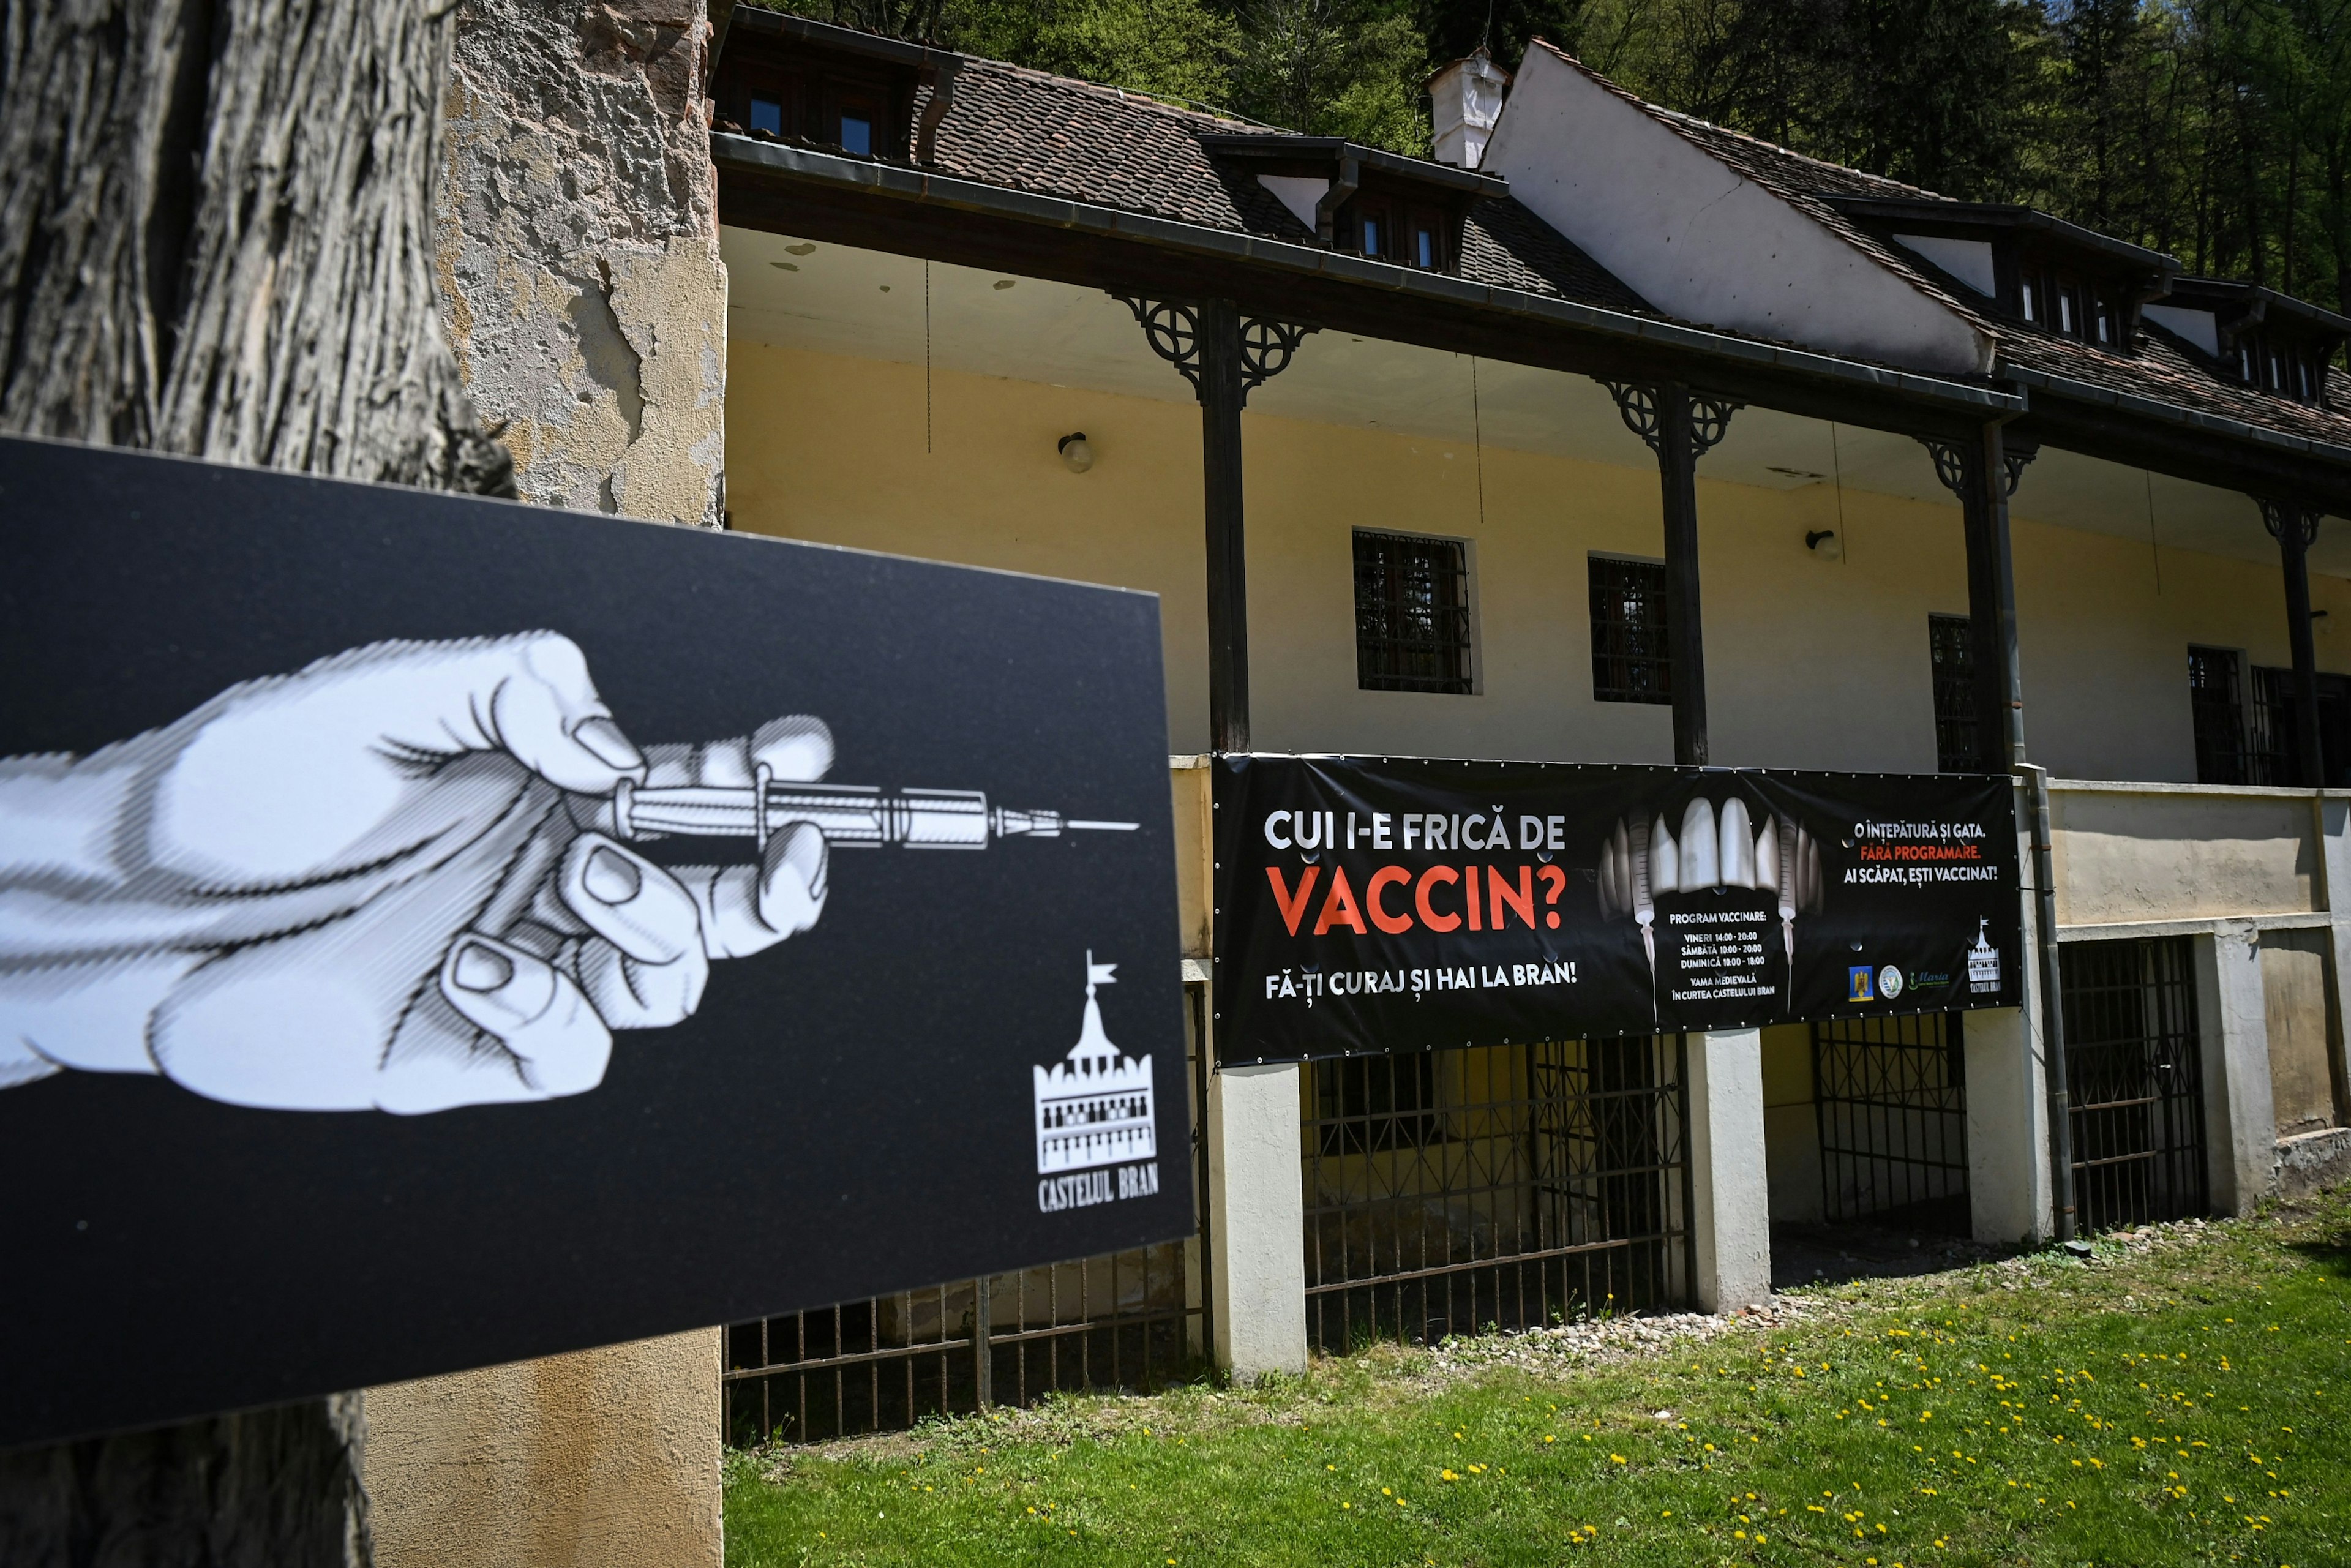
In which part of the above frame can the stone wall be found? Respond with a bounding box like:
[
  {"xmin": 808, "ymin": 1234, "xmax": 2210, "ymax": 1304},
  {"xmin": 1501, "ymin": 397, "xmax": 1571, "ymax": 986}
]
[{"xmin": 435, "ymin": 0, "xmax": 727, "ymax": 527}]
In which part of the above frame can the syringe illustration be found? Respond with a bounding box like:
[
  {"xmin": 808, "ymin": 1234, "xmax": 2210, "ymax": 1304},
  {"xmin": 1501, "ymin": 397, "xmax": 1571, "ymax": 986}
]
[{"xmin": 608, "ymin": 772, "xmax": 1139, "ymax": 850}]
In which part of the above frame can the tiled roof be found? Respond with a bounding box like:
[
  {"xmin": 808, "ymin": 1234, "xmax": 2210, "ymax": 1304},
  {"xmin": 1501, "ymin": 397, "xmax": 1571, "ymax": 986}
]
[
  {"xmin": 2005, "ymin": 325, "xmax": 2351, "ymax": 448},
  {"xmin": 912, "ymin": 56, "xmax": 1655, "ymax": 314},
  {"xmin": 724, "ymin": 19, "xmax": 2351, "ymax": 459},
  {"xmin": 1520, "ymin": 40, "xmax": 2351, "ymax": 454}
]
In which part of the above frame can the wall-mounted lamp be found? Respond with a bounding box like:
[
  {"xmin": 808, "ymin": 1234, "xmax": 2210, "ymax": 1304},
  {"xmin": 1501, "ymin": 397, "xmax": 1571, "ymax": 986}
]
[
  {"xmin": 1057, "ymin": 432, "xmax": 1095, "ymax": 473},
  {"xmin": 1805, "ymin": 528, "xmax": 1842, "ymax": 560}
]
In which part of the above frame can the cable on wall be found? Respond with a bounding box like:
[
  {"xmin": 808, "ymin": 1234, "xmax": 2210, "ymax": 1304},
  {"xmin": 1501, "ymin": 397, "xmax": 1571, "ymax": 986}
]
[
  {"xmin": 1829, "ymin": 421, "xmax": 1849, "ymax": 565},
  {"xmin": 2144, "ymin": 468, "xmax": 2162, "ymax": 594},
  {"xmin": 924, "ymin": 261, "xmax": 934, "ymax": 455}
]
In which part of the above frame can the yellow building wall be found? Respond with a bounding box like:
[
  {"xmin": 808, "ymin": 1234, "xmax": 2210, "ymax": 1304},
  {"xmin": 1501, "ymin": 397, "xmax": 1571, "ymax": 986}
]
[
  {"xmin": 1758, "ymin": 1024, "xmax": 1822, "ymax": 1225},
  {"xmin": 727, "ymin": 341, "xmax": 2351, "ymax": 776}
]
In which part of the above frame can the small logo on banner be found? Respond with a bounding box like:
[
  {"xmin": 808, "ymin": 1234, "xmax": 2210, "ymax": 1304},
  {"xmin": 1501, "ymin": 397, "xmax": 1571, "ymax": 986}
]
[
  {"xmin": 1878, "ymin": 964, "xmax": 1905, "ymax": 1000},
  {"xmin": 1848, "ymin": 964, "xmax": 1875, "ymax": 1002},
  {"xmin": 1034, "ymin": 953, "xmax": 1159, "ymax": 1212},
  {"xmin": 1968, "ymin": 918, "xmax": 2002, "ymax": 994}
]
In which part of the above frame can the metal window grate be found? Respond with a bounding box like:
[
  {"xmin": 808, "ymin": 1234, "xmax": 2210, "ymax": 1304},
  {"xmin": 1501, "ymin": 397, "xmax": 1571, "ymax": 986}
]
[
  {"xmin": 1315, "ymin": 1052, "xmax": 1441, "ymax": 1155},
  {"xmin": 1812, "ymin": 1013, "xmax": 1970, "ymax": 1234},
  {"xmin": 2060, "ymin": 936, "xmax": 2208, "ymax": 1232},
  {"xmin": 721, "ymin": 995, "xmax": 1212, "ymax": 1446},
  {"xmin": 722, "ymin": 1246, "xmax": 1200, "ymax": 1447},
  {"xmin": 1929, "ymin": 615, "xmax": 1978, "ymax": 773},
  {"xmin": 2249, "ymin": 664, "xmax": 2298, "ymax": 785},
  {"xmin": 1301, "ymin": 1039, "xmax": 1691, "ymax": 1352},
  {"xmin": 1589, "ymin": 556, "xmax": 1671, "ymax": 705},
  {"xmin": 2188, "ymin": 646, "xmax": 2250, "ymax": 786},
  {"xmin": 1354, "ymin": 530, "xmax": 1473, "ymax": 694}
]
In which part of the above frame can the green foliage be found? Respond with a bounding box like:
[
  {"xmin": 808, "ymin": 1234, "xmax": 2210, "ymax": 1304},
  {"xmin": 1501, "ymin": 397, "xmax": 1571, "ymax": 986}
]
[
  {"xmin": 725, "ymin": 1199, "xmax": 2351, "ymax": 1565},
  {"xmin": 1223, "ymin": 0, "xmax": 1434, "ymax": 151},
  {"xmin": 950, "ymin": 0, "xmax": 1238, "ymax": 105},
  {"xmin": 768, "ymin": 0, "xmax": 2351, "ymax": 307}
]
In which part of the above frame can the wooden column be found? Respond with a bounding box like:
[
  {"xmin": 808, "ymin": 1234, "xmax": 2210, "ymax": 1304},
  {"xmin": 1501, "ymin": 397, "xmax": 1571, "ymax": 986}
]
[
  {"xmin": 2261, "ymin": 499, "xmax": 2327, "ymax": 787},
  {"xmin": 1925, "ymin": 428, "xmax": 2033, "ymax": 772},
  {"xmin": 1199, "ymin": 299, "xmax": 1251, "ymax": 754},
  {"xmin": 1608, "ymin": 381, "xmax": 1737, "ymax": 767},
  {"xmin": 1656, "ymin": 386, "xmax": 1709, "ymax": 766},
  {"xmin": 1116, "ymin": 296, "xmax": 1313, "ymax": 757}
]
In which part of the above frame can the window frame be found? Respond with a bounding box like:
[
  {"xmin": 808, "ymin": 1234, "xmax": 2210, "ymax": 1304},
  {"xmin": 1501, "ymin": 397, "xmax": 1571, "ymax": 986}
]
[
  {"xmin": 1352, "ymin": 527, "xmax": 1478, "ymax": 696},
  {"xmin": 2188, "ymin": 643, "xmax": 2251, "ymax": 786},
  {"xmin": 1928, "ymin": 613, "xmax": 1978, "ymax": 773},
  {"xmin": 1588, "ymin": 553, "xmax": 1673, "ymax": 706}
]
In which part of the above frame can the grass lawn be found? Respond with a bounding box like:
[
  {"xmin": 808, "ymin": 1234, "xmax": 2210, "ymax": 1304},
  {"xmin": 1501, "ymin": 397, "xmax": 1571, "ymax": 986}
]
[{"xmin": 725, "ymin": 1192, "xmax": 2351, "ymax": 1566}]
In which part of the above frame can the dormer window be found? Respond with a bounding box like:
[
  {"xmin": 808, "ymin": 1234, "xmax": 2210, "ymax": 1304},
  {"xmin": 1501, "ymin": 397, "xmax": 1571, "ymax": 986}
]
[
  {"xmin": 2017, "ymin": 264, "xmax": 2123, "ymax": 345},
  {"xmin": 1834, "ymin": 196, "xmax": 2175, "ymax": 357},
  {"xmin": 711, "ymin": 10, "xmax": 933, "ymax": 162},
  {"xmin": 1197, "ymin": 133, "xmax": 1498, "ymax": 276}
]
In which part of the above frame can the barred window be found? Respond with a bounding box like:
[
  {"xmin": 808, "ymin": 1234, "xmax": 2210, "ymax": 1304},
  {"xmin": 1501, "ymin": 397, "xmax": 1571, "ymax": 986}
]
[
  {"xmin": 2249, "ymin": 663, "xmax": 2298, "ymax": 785},
  {"xmin": 1929, "ymin": 614, "xmax": 1978, "ymax": 773},
  {"xmin": 1311, "ymin": 1052, "xmax": 1442, "ymax": 1155},
  {"xmin": 2188, "ymin": 645, "xmax": 2249, "ymax": 785},
  {"xmin": 1354, "ymin": 530, "xmax": 1473, "ymax": 694},
  {"xmin": 1588, "ymin": 555, "xmax": 1671, "ymax": 704}
]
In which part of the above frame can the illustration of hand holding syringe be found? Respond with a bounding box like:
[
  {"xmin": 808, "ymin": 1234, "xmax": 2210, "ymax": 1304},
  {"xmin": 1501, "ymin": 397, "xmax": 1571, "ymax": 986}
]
[{"xmin": 0, "ymin": 634, "xmax": 1131, "ymax": 1113}]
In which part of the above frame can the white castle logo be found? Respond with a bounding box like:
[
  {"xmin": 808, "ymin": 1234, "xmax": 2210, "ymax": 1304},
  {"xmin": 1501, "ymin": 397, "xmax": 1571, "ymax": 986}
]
[
  {"xmin": 1034, "ymin": 953, "xmax": 1155, "ymax": 1176},
  {"xmin": 1968, "ymin": 918, "xmax": 2001, "ymax": 991}
]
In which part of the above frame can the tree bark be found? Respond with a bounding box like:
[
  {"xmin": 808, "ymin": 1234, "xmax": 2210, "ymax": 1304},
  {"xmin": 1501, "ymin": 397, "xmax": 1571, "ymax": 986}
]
[
  {"xmin": 0, "ymin": 0, "xmax": 511, "ymax": 492},
  {"xmin": 0, "ymin": 1398, "xmax": 373, "ymax": 1568},
  {"xmin": 0, "ymin": 1, "xmax": 515, "ymax": 1561}
]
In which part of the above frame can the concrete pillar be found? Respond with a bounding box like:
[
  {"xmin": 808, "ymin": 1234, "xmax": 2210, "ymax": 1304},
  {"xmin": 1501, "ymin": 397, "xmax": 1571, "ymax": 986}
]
[
  {"xmin": 1963, "ymin": 1007, "xmax": 2052, "ymax": 1244},
  {"xmin": 1207, "ymin": 1062, "xmax": 1308, "ymax": 1379},
  {"xmin": 363, "ymin": 1330, "xmax": 723, "ymax": 1568},
  {"xmin": 2313, "ymin": 793, "xmax": 2351, "ymax": 1122},
  {"xmin": 2194, "ymin": 924, "xmax": 2278, "ymax": 1215},
  {"xmin": 1687, "ymin": 1029, "xmax": 1771, "ymax": 1312}
]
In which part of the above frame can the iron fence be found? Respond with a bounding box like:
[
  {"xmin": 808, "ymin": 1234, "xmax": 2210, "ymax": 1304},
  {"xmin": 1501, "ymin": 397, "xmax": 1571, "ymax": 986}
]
[
  {"xmin": 722, "ymin": 990, "xmax": 1211, "ymax": 1446},
  {"xmin": 1301, "ymin": 1037, "xmax": 1692, "ymax": 1352},
  {"xmin": 1812, "ymin": 1012, "xmax": 1970, "ymax": 1233},
  {"xmin": 2060, "ymin": 936, "xmax": 2208, "ymax": 1232}
]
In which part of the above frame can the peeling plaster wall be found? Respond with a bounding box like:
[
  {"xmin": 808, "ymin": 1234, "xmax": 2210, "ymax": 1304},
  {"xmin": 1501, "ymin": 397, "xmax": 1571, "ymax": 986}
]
[
  {"xmin": 435, "ymin": 0, "xmax": 727, "ymax": 526},
  {"xmin": 365, "ymin": 6, "xmax": 733, "ymax": 1564}
]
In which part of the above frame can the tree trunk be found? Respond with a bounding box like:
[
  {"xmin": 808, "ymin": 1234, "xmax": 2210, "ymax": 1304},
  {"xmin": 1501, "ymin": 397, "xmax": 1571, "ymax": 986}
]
[
  {"xmin": 0, "ymin": 0, "xmax": 514, "ymax": 1561},
  {"xmin": 0, "ymin": 0, "xmax": 511, "ymax": 492},
  {"xmin": 0, "ymin": 1399, "xmax": 373, "ymax": 1567}
]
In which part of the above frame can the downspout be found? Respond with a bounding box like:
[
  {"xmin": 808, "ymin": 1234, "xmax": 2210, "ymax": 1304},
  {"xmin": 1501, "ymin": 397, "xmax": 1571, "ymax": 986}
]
[
  {"xmin": 915, "ymin": 53, "xmax": 961, "ymax": 165},
  {"xmin": 2022, "ymin": 762, "xmax": 2076, "ymax": 1243},
  {"xmin": 1313, "ymin": 152, "xmax": 1360, "ymax": 248}
]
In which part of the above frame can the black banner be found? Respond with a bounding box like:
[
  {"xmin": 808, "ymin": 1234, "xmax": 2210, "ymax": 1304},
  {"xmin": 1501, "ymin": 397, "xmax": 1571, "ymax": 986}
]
[
  {"xmin": 1212, "ymin": 754, "xmax": 2021, "ymax": 1065},
  {"xmin": 0, "ymin": 437, "xmax": 1187, "ymax": 1447}
]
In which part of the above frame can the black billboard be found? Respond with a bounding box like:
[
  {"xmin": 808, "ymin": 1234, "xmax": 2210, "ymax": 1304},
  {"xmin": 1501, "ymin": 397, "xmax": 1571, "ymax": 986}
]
[
  {"xmin": 1213, "ymin": 754, "xmax": 2021, "ymax": 1065},
  {"xmin": 0, "ymin": 437, "xmax": 1188, "ymax": 1447}
]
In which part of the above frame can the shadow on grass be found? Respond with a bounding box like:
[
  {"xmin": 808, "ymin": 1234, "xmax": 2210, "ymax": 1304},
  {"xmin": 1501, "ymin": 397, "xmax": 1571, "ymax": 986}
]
[{"xmin": 2278, "ymin": 1182, "xmax": 2351, "ymax": 1278}]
